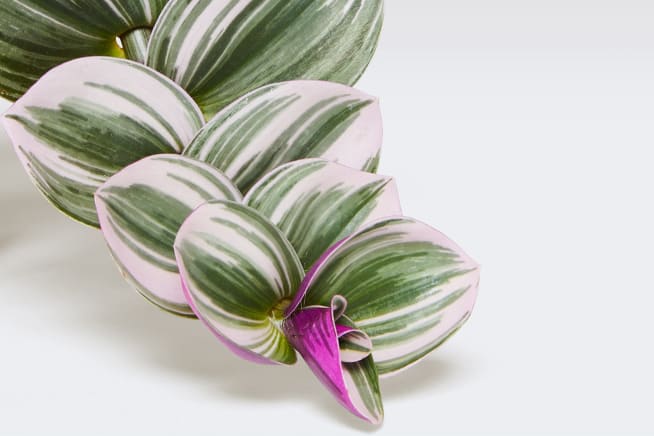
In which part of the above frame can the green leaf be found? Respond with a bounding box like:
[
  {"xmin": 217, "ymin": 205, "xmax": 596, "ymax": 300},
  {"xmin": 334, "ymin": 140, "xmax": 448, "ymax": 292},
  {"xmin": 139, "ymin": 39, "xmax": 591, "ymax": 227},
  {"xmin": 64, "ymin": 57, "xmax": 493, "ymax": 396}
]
[
  {"xmin": 95, "ymin": 154, "xmax": 242, "ymax": 316},
  {"xmin": 298, "ymin": 217, "xmax": 480, "ymax": 377},
  {"xmin": 148, "ymin": 0, "xmax": 384, "ymax": 117},
  {"xmin": 174, "ymin": 200, "xmax": 304, "ymax": 365},
  {"xmin": 0, "ymin": 0, "xmax": 170, "ymax": 100},
  {"xmin": 244, "ymin": 159, "xmax": 401, "ymax": 269},
  {"xmin": 2, "ymin": 57, "xmax": 204, "ymax": 227},
  {"xmin": 343, "ymin": 356, "xmax": 384, "ymax": 424},
  {"xmin": 183, "ymin": 80, "xmax": 383, "ymax": 193}
]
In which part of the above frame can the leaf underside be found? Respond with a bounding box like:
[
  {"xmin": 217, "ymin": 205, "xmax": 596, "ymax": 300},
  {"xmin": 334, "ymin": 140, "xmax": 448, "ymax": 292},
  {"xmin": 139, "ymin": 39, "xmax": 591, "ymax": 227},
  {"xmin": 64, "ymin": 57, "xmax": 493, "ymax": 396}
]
[{"xmin": 284, "ymin": 303, "xmax": 383, "ymax": 424}]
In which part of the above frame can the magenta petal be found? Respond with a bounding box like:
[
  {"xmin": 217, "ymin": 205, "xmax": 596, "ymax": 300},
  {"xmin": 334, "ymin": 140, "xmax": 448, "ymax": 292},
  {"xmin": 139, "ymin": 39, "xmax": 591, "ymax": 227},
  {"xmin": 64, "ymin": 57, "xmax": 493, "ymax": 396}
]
[
  {"xmin": 284, "ymin": 307, "xmax": 348, "ymax": 400},
  {"xmin": 180, "ymin": 276, "xmax": 276, "ymax": 366},
  {"xmin": 283, "ymin": 304, "xmax": 383, "ymax": 423}
]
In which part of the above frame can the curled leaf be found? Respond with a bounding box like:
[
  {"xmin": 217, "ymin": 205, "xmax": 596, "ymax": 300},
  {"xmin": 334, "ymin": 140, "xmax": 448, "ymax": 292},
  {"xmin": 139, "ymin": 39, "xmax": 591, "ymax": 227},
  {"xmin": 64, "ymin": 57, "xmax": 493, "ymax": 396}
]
[
  {"xmin": 184, "ymin": 80, "xmax": 383, "ymax": 193},
  {"xmin": 337, "ymin": 320, "xmax": 374, "ymax": 364},
  {"xmin": 95, "ymin": 154, "xmax": 242, "ymax": 316},
  {"xmin": 148, "ymin": 0, "xmax": 384, "ymax": 117},
  {"xmin": 2, "ymin": 57, "xmax": 204, "ymax": 227},
  {"xmin": 284, "ymin": 296, "xmax": 384, "ymax": 424}
]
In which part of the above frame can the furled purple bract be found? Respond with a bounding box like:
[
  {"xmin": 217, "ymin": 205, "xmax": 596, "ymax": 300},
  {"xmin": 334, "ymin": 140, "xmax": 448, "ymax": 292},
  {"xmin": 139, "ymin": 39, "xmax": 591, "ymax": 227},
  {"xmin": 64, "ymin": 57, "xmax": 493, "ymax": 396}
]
[{"xmin": 284, "ymin": 297, "xmax": 382, "ymax": 423}]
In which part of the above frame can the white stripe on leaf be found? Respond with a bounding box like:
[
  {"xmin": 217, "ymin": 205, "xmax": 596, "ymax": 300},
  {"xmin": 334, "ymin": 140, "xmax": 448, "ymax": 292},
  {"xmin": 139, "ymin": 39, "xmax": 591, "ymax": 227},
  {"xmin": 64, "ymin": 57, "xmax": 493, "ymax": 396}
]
[
  {"xmin": 244, "ymin": 158, "xmax": 401, "ymax": 269},
  {"xmin": 174, "ymin": 200, "xmax": 304, "ymax": 364},
  {"xmin": 299, "ymin": 217, "xmax": 480, "ymax": 377},
  {"xmin": 95, "ymin": 154, "xmax": 241, "ymax": 316},
  {"xmin": 2, "ymin": 57, "xmax": 204, "ymax": 227},
  {"xmin": 0, "ymin": 0, "xmax": 170, "ymax": 100},
  {"xmin": 148, "ymin": 0, "xmax": 384, "ymax": 117},
  {"xmin": 184, "ymin": 80, "xmax": 383, "ymax": 193}
]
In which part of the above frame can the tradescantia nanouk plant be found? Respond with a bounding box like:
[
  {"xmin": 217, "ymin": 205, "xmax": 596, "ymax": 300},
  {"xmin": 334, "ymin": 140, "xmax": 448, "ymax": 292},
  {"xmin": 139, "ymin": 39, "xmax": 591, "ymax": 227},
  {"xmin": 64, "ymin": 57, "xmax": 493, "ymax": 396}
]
[{"xmin": 0, "ymin": 0, "xmax": 480, "ymax": 426}]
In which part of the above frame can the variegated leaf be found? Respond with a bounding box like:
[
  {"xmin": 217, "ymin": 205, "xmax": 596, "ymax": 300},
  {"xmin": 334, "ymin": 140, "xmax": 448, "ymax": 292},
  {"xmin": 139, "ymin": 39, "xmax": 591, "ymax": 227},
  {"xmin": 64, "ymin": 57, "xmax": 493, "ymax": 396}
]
[
  {"xmin": 183, "ymin": 80, "xmax": 383, "ymax": 193},
  {"xmin": 148, "ymin": 0, "xmax": 384, "ymax": 117},
  {"xmin": 244, "ymin": 159, "xmax": 401, "ymax": 269},
  {"xmin": 283, "ymin": 298, "xmax": 383, "ymax": 424},
  {"xmin": 0, "ymin": 0, "xmax": 170, "ymax": 100},
  {"xmin": 174, "ymin": 200, "xmax": 304, "ymax": 365},
  {"xmin": 2, "ymin": 57, "xmax": 204, "ymax": 227},
  {"xmin": 95, "ymin": 154, "xmax": 242, "ymax": 316},
  {"xmin": 290, "ymin": 217, "xmax": 480, "ymax": 377}
]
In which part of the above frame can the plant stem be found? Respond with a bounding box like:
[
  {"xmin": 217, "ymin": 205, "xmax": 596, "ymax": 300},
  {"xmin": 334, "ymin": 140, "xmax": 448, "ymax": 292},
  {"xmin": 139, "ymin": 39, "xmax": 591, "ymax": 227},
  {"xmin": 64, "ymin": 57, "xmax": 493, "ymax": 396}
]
[{"xmin": 120, "ymin": 28, "xmax": 151, "ymax": 64}]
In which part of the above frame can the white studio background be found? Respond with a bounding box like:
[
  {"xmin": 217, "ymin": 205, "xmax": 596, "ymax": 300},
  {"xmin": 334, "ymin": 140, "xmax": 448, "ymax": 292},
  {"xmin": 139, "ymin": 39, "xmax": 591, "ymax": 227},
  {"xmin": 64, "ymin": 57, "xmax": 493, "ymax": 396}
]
[{"xmin": 1, "ymin": 2, "xmax": 652, "ymax": 435}]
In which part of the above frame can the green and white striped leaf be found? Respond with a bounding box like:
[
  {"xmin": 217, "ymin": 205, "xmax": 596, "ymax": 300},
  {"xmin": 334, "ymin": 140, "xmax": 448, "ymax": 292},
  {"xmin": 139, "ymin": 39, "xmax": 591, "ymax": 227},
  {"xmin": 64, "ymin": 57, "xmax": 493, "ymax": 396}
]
[
  {"xmin": 2, "ymin": 57, "xmax": 204, "ymax": 227},
  {"xmin": 148, "ymin": 0, "xmax": 384, "ymax": 117},
  {"xmin": 174, "ymin": 200, "xmax": 304, "ymax": 364},
  {"xmin": 183, "ymin": 80, "xmax": 383, "ymax": 193},
  {"xmin": 298, "ymin": 217, "xmax": 480, "ymax": 377},
  {"xmin": 0, "ymin": 0, "xmax": 170, "ymax": 100},
  {"xmin": 342, "ymin": 356, "xmax": 384, "ymax": 424},
  {"xmin": 95, "ymin": 154, "xmax": 242, "ymax": 316},
  {"xmin": 245, "ymin": 159, "xmax": 401, "ymax": 269}
]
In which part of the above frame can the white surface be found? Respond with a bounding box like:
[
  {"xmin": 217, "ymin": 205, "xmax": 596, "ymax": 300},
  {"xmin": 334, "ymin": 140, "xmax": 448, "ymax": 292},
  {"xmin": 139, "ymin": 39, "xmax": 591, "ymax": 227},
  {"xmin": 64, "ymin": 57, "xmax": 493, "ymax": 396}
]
[{"xmin": 1, "ymin": 2, "xmax": 653, "ymax": 435}]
